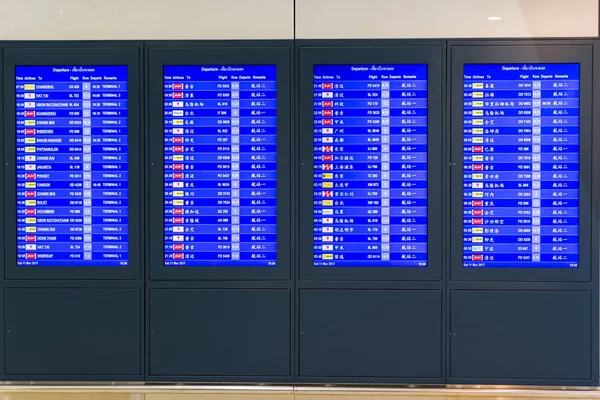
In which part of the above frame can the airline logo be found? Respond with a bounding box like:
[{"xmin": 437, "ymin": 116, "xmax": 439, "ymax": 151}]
[
  {"xmin": 322, "ymin": 244, "xmax": 333, "ymax": 251},
  {"xmin": 25, "ymin": 147, "xmax": 36, "ymax": 153},
  {"xmin": 25, "ymin": 191, "xmax": 35, "ymax": 197},
  {"xmin": 322, "ymin": 128, "xmax": 333, "ymax": 134},
  {"xmin": 25, "ymin": 182, "xmax": 36, "ymax": 188},
  {"xmin": 471, "ymin": 245, "xmax": 483, "ymax": 252},
  {"xmin": 322, "ymin": 110, "xmax": 333, "ymax": 117},
  {"xmin": 322, "ymin": 146, "xmax": 333, "ymax": 152},
  {"xmin": 472, "ymin": 155, "xmax": 484, "ymax": 161},
  {"xmin": 25, "ymin": 129, "xmax": 35, "ymax": 135},
  {"xmin": 25, "ymin": 218, "xmax": 36, "ymax": 224},
  {"xmin": 472, "ymin": 228, "xmax": 483, "ymax": 234},
  {"xmin": 322, "ymin": 208, "xmax": 334, "ymax": 215},
  {"xmin": 472, "ymin": 119, "xmax": 483, "ymax": 125},
  {"xmin": 173, "ymin": 182, "xmax": 184, "ymax": 188},
  {"xmin": 173, "ymin": 172, "xmax": 184, "ymax": 179},
  {"xmin": 25, "ymin": 209, "xmax": 36, "ymax": 215},
  {"xmin": 173, "ymin": 119, "xmax": 184, "ymax": 125},
  {"xmin": 322, "ymin": 173, "xmax": 333, "ymax": 179},
  {"xmin": 321, "ymin": 83, "xmax": 333, "ymax": 89},
  {"xmin": 472, "ymin": 110, "xmax": 483, "ymax": 116},
  {"xmin": 321, "ymin": 101, "xmax": 333, "ymax": 107},
  {"xmin": 322, "ymin": 236, "xmax": 334, "ymax": 242},
  {"xmin": 25, "ymin": 235, "xmax": 36, "ymax": 242},
  {"xmin": 472, "ymin": 164, "xmax": 483, "ymax": 171},
  {"xmin": 472, "ymin": 101, "xmax": 484, "ymax": 107},
  {"xmin": 25, "ymin": 111, "xmax": 35, "ymax": 117},
  {"xmin": 322, "ymin": 155, "xmax": 333, "ymax": 161},
  {"xmin": 173, "ymin": 200, "xmax": 184, "ymax": 206},
  {"xmin": 173, "ymin": 128, "xmax": 184, "ymax": 134},
  {"xmin": 322, "ymin": 200, "xmax": 333, "ymax": 206},
  {"xmin": 172, "ymin": 92, "xmax": 183, "ymax": 99},
  {"xmin": 173, "ymin": 253, "xmax": 184, "ymax": 259},
  {"xmin": 322, "ymin": 119, "xmax": 333, "ymax": 125},
  {"xmin": 322, "ymin": 218, "xmax": 333, "ymax": 224},
  {"xmin": 25, "ymin": 200, "xmax": 36, "ymax": 206},
  {"xmin": 472, "ymin": 92, "xmax": 483, "ymax": 98},
  {"xmin": 173, "ymin": 164, "xmax": 184, "ymax": 170},
  {"xmin": 322, "ymin": 182, "xmax": 333, "ymax": 188},
  {"xmin": 472, "ymin": 218, "xmax": 483, "ymax": 225},
  {"xmin": 25, "ymin": 226, "xmax": 36, "ymax": 232},
  {"xmin": 173, "ymin": 83, "xmax": 184, "ymax": 90},
  {"xmin": 472, "ymin": 173, "xmax": 483, "ymax": 180},
  {"xmin": 472, "ymin": 191, "xmax": 483, "ymax": 198},
  {"xmin": 471, "ymin": 254, "xmax": 483, "ymax": 261},
  {"xmin": 472, "ymin": 83, "xmax": 484, "ymax": 89},
  {"xmin": 25, "ymin": 156, "xmax": 36, "ymax": 162},
  {"xmin": 25, "ymin": 173, "xmax": 35, "ymax": 180},
  {"xmin": 472, "ymin": 128, "xmax": 483, "ymax": 134},
  {"xmin": 322, "ymin": 254, "xmax": 333, "ymax": 260},
  {"xmin": 26, "ymin": 253, "xmax": 36, "ymax": 259},
  {"xmin": 25, "ymin": 120, "xmax": 35, "ymax": 126},
  {"xmin": 173, "ymin": 137, "xmax": 184, "ymax": 144},
  {"xmin": 173, "ymin": 217, "xmax": 184, "ymax": 224},
  {"xmin": 472, "ymin": 236, "xmax": 483, "ymax": 242},
  {"xmin": 472, "ymin": 146, "xmax": 483, "ymax": 153},
  {"xmin": 173, "ymin": 190, "xmax": 184, "ymax": 197},
  {"xmin": 24, "ymin": 84, "xmax": 35, "ymax": 90},
  {"xmin": 24, "ymin": 93, "xmax": 35, "ymax": 99},
  {"xmin": 173, "ymin": 154, "xmax": 184, "ymax": 161},
  {"xmin": 472, "ymin": 137, "xmax": 484, "ymax": 144},
  {"xmin": 26, "ymin": 244, "xmax": 36, "ymax": 250},
  {"xmin": 322, "ymin": 137, "xmax": 333, "ymax": 143},
  {"xmin": 172, "ymin": 110, "xmax": 184, "ymax": 117},
  {"xmin": 172, "ymin": 101, "xmax": 184, "ymax": 107},
  {"xmin": 25, "ymin": 164, "xmax": 36, "ymax": 170},
  {"xmin": 173, "ymin": 208, "xmax": 184, "ymax": 215},
  {"xmin": 472, "ymin": 182, "xmax": 483, "ymax": 189},
  {"xmin": 321, "ymin": 92, "xmax": 333, "ymax": 98},
  {"xmin": 173, "ymin": 146, "xmax": 183, "ymax": 152},
  {"xmin": 472, "ymin": 209, "xmax": 483, "ymax": 216},
  {"xmin": 173, "ymin": 243, "xmax": 184, "ymax": 251},
  {"xmin": 322, "ymin": 191, "xmax": 333, "ymax": 197},
  {"xmin": 322, "ymin": 164, "xmax": 333, "ymax": 170},
  {"xmin": 322, "ymin": 226, "xmax": 334, "ymax": 233},
  {"xmin": 472, "ymin": 200, "xmax": 483, "ymax": 207},
  {"xmin": 173, "ymin": 235, "xmax": 184, "ymax": 242},
  {"xmin": 173, "ymin": 226, "xmax": 184, "ymax": 233},
  {"xmin": 24, "ymin": 102, "xmax": 36, "ymax": 108},
  {"xmin": 25, "ymin": 138, "xmax": 36, "ymax": 144}
]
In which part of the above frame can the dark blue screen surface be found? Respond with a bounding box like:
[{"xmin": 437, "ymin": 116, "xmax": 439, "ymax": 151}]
[
  {"xmin": 462, "ymin": 64, "xmax": 580, "ymax": 268},
  {"xmin": 313, "ymin": 64, "xmax": 428, "ymax": 267},
  {"xmin": 163, "ymin": 65, "xmax": 277, "ymax": 267},
  {"xmin": 16, "ymin": 66, "xmax": 129, "ymax": 267}
]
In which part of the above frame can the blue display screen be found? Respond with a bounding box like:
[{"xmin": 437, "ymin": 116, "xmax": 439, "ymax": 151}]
[
  {"xmin": 163, "ymin": 65, "xmax": 277, "ymax": 267},
  {"xmin": 16, "ymin": 66, "xmax": 129, "ymax": 267},
  {"xmin": 462, "ymin": 64, "xmax": 580, "ymax": 268},
  {"xmin": 313, "ymin": 64, "xmax": 428, "ymax": 267}
]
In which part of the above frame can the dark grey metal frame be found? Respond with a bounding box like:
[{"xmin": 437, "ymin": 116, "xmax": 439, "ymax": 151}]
[
  {"xmin": 446, "ymin": 39, "xmax": 599, "ymax": 387},
  {"xmin": 0, "ymin": 41, "xmax": 145, "ymax": 382},
  {"xmin": 295, "ymin": 39, "xmax": 447, "ymax": 385},
  {"xmin": 144, "ymin": 40, "xmax": 295, "ymax": 383}
]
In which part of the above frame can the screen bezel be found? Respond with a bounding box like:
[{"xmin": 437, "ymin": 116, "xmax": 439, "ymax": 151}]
[
  {"xmin": 3, "ymin": 47, "xmax": 142, "ymax": 280},
  {"xmin": 450, "ymin": 45, "xmax": 593, "ymax": 282},
  {"xmin": 298, "ymin": 46, "xmax": 444, "ymax": 281},
  {"xmin": 147, "ymin": 47, "xmax": 291, "ymax": 281}
]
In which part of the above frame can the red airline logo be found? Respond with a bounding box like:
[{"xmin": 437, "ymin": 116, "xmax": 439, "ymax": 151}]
[
  {"xmin": 173, "ymin": 146, "xmax": 183, "ymax": 152},
  {"xmin": 472, "ymin": 146, "xmax": 483, "ymax": 153},
  {"xmin": 472, "ymin": 255, "xmax": 483, "ymax": 261},
  {"xmin": 25, "ymin": 173, "xmax": 35, "ymax": 180},
  {"xmin": 472, "ymin": 164, "xmax": 483, "ymax": 171},
  {"xmin": 25, "ymin": 209, "xmax": 36, "ymax": 215},
  {"xmin": 173, "ymin": 208, "xmax": 184, "ymax": 215},
  {"xmin": 472, "ymin": 218, "xmax": 483, "ymax": 225},
  {"xmin": 173, "ymin": 244, "xmax": 184, "ymax": 251},
  {"xmin": 322, "ymin": 110, "xmax": 333, "ymax": 117},
  {"xmin": 25, "ymin": 191, "xmax": 35, "ymax": 197},
  {"xmin": 173, "ymin": 217, "xmax": 184, "ymax": 224},
  {"xmin": 25, "ymin": 129, "xmax": 35, "ymax": 135},
  {"xmin": 321, "ymin": 83, "xmax": 333, "ymax": 89},
  {"xmin": 173, "ymin": 83, "xmax": 183, "ymax": 89},
  {"xmin": 25, "ymin": 111, "xmax": 35, "ymax": 117},
  {"xmin": 173, "ymin": 253, "xmax": 184, "ymax": 260},
  {"xmin": 173, "ymin": 164, "xmax": 184, "ymax": 170},
  {"xmin": 26, "ymin": 253, "xmax": 36, "ymax": 259},
  {"xmin": 322, "ymin": 155, "xmax": 333, "ymax": 161},
  {"xmin": 25, "ymin": 235, "xmax": 36, "ymax": 242},
  {"xmin": 472, "ymin": 209, "xmax": 483, "ymax": 216},
  {"xmin": 173, "ymin": 92, "xmax": 183, "ymax": 99},
  {"xmin": 173, "ymin": 173, "xmax": 184, "ymax": 179},
  {"xmin": 472, "ymin": 200, "xmax": 483, "ymax": 207},
  {"xmin": 321, "ymin": 101, "xmax": 333, "ymax": 107},
  {"xmin": 322, "ymin": 119, "xmax": 333, "ymax": 125}
]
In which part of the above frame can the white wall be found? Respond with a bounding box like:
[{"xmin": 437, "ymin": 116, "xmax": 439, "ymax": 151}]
[{"xmin": 0, "ymin": 0, "xmax": 595, "ymax": 40}]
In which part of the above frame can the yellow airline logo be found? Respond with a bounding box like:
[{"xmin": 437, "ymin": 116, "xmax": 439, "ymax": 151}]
[
  {"xmin": 472, "ymin": 228, "xmax": 483, "ymax": 234},
  {"xmin": 472, "ymin": 110, "xmax": 483, "ymax": 116},
  {"xmin": 472, "ymin": 83, "xmax": 484, "ymax": 89},
  {"xmin": 472, "ymin": 101, "xmax": 484, "ymax": 107},
  {"xmin": 322, "ymin": 254, "xmax": 333, "ymax": 260},
  {"xmin": 25, "ymin": 218, "xmax": 36, "ymax": 224},
  {"xmin": 322, "ymin": 173, "xmax": 333, "ymax": 179},
  {"xmin": 25, "ymin": 200, "xmax": 36, "ymax": 206},
  {"xmin": 472, "ymin": 119, "xmax": 484, "ymax": 126},
  {"xmin": 472, "ymin": 156, "xmax": 484, "ymax": 161},
  {"xmin": 26, "ymin": 226, "xmax": 36, "ymax": 232},
  {"xmin": 472, "ymin": 137, "xmax": 483, "ymax": 144},
  {"xmin": 472, "ymin": 128, "xmax": 484, "ymax": 134},
  {"xmin": 472, "ymin": 237, "xmax": 484, "ymax": 243},
  {"xmin": 322, "ymin": 182, "xmax": 333, "ymax": 188},
  {"xmin": 173, "ymin": 191, "xmax": 184, "ymax": 197},
  {"xmin": 472, "ymin": 173, "xmax": 484, "ymax": 179},
  {"xmin": 25, "ymin": 182, "xmax": 36, "ymax": 188},
  {"xmin": 472, "ymin": 192, "xmax": 484, "ymax": 198},
  {"xmin": 472, "ymin": 92, "xmax": 483, "ymax": 98},
  {"xmin": 25, "ymin": 138, "xmax": 35, "ymax": 144},
  {"xmin": 173, "ymin": 200, "xmax": 184, "ymax": 206},
  {"xmin": 24, "ymin": 84, "xmax": 35, "ymax": 90},
  {"xmin": 322, "ymin": 200, "xmax": 333, "ymax": 206}
]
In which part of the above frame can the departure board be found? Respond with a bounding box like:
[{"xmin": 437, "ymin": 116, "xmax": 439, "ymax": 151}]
[
  {"xmin": 16, "ymin": 66, "xmax": 129, "ymax": 267},
  {"xmin": 462, "ymin": 64, "xmax": 580, "ymax": 268},
  {"xmin": 163, "ymin": 65, "xmax": 277, "ymax": 267},
  {"xmin": 313, "ymin": 65, "xmax": 428, "ymax": 267}
]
